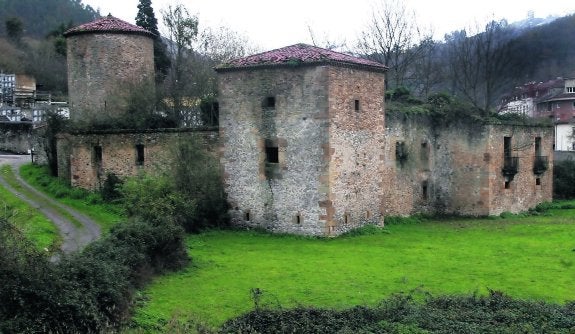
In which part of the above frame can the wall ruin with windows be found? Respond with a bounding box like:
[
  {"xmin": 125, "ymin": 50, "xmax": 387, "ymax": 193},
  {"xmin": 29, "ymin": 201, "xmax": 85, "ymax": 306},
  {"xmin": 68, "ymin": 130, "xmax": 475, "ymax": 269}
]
[
  {"xmin": 56, "ymin": 128, "xmax": 218, "ymax": 190},
  {"xmin": 383, "ymin": 113, "xmax": 553, "ymax": 217},
  {"xmin": 218, "ymin": 66, "xmax": 553, "ymax": 236}
]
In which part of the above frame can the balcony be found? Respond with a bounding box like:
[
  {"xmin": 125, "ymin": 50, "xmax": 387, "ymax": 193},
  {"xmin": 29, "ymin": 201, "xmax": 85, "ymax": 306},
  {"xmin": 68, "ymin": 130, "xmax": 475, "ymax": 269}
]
[
  {"xmin": 502, "ymin": 156, "xmax": 519, "ymax": 176},
  {"xmin": 533, "ymin": 155, "xmax": 548, "ymax": 175}
]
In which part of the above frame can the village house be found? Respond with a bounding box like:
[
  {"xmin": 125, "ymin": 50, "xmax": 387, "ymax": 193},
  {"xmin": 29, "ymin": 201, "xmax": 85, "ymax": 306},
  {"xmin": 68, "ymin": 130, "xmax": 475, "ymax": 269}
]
[{"xmin": 500, "ymin": 77, "xmax": 575, "ymax": 151}]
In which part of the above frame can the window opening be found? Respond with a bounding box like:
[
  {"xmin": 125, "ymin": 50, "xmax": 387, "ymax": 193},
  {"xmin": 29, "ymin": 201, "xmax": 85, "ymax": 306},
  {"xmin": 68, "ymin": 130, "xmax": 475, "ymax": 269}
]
[
  {"xmin": 354, "ymin": 99, "xmax": 360, "ymax": 112},
  {"xmin": 395, "ymin": 141, "xmax": 408, "ymax": 166},
  {"xmin": 344, "ymin": 213, "xmax": 349, "ymax": 225},
  {"xmin": 93, "ymin": 145, "xmax": 102, "ymax": 167},
  {"xmin": 535, "ymin": 137, "xmax": 541, "ymax": 156},
  {"xmin": 422, "ymin": 181, "xmax": 428, "ymax": 200},
  {"xmin": 244, "ymin": 210, "xmax": 251, "ymax": 222},
  {"xmin": 536, "ymin": 178, "xmax": 541, "ymax": 186},
  {"xmin": 295, "ymin": 213, "xmax": 302, "ymax": 224},
  {"xmin": 504, "ymin": 137, "xmax": 512, "ymax": 159},
  {"xmin": 136, "ymin": 144, "xmax": 145, "ymax": 166},
  {"xmin": 264, "ymin": 96, "xmax": 275, "ymax": 109},
  {"xmin": 265, "ymin": 146, "xmax": 279, "ymax": 163}
]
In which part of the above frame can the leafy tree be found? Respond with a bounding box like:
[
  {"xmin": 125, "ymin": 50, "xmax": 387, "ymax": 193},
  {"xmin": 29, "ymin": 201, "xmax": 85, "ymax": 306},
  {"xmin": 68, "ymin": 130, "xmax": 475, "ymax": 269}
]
[
  {"xmin": 5, "ymin": 16, "xmax": 23, "ymax": 43},
  {"xmin": 135, "ymin": 0, "xmax": 171, "ymax": 82},
  {"xmin": 46, "ymin": 21, "xmax": 74, "ymax": 57}
]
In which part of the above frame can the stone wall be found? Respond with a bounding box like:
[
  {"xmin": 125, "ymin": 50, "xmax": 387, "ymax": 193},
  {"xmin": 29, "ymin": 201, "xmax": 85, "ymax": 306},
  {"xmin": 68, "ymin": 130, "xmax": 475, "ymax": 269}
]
[
  {"xmin": 66, "ymin": 33, "xmax": 154, "ymax": 123},
  {"xmin": 382, "ymin": 113, "xmax": 554, "ymax": 216},
  {"xmin": 0, "ymin": 122, "xmax": 33, "ymax": 154},
  {"xmin": 57, "ymin": 128, "xmax": 218, "ymax": 190},
  {"xmin": 219, "ymin": 65, "xmax": 387, "ymax": 236},
  {"xmin": 219, "ymin": 66, "xmax": 331, "ymax": 235},
  {"xmin": 326, "ymin": 66, "xmax": 386, "ymax": 234}
]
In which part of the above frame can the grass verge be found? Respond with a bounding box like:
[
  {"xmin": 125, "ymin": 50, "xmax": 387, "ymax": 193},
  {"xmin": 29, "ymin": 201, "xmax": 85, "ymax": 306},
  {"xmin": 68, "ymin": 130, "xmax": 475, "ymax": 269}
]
[
  {"xmin": 132, "ymin": 201, "xmax": 575, "ymax": 329},
  {"xmin": 19, "ymin": 164, "xmax": 123, "ymax": 231},
  {"xmin": 0, "ymin": 167, "xmax": 60, "ymax": 251}
]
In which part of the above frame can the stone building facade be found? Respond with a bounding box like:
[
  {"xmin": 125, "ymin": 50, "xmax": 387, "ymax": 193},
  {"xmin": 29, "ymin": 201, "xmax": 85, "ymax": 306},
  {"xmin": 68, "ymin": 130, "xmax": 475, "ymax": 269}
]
[
  {"xmin": 64, "ymin": 15, "xmax": 155, "ymax": 124},
  {"xmin": 57, "ymin": 129, "xmax": 218, "ymax": 190},
  {"xmin": 217, "ymin": 44, "xmax": 553, "ymax": 236}
]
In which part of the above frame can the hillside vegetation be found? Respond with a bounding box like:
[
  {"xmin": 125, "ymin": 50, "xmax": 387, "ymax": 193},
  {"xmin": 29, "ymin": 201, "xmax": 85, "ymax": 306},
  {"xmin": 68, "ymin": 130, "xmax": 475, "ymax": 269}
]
[{"xmin": 0, "ymin": 0, "xmax": 98, "ymax": 37}]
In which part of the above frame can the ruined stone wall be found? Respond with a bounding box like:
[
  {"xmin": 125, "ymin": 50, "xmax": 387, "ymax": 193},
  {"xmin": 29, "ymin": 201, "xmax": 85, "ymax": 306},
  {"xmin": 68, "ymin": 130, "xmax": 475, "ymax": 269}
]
[
  {"xmin": 219, "ymin": 66, "xmax": 330, "ymax": 235},
  {"xmin": 326, "ymin": 67, "xmax": 386, "ymax": 234},
  {"xmin": 381, "ymin": 113, "xmax": 437, "ymax": 216},
  {"xmin": 0, "ymin": 122, "xmax": 33, "ymax": 154},
  {"xmin": 57, "ymin": 129, "xmax": 218, "ymax": 190},
  {"xmin": 66, "ymin": 33, "xmax": 154, "ymax": 123},
  {"xmin": 484, "ymin": 124, "xmax": 553, "ymax": 215},
  {"xmin": 382, "ymin": 114, "xmax": 553, "ymax": 216}
]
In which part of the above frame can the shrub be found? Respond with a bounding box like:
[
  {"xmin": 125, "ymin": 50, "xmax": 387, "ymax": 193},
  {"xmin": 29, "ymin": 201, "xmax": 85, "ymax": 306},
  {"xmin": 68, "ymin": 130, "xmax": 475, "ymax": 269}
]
[
  {"xmin": 0, "ymin": 214, "xmax": 188, "ymax": 333},
  {"xmin": 554, "ymin": 160, "xmax": 575, "ymax": 199}
]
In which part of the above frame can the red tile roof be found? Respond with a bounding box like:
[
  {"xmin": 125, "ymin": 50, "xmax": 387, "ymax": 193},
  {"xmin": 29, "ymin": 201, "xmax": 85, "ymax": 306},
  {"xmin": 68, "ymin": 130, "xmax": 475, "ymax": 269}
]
[
  {"xmin": 64, "ymin": 14, "xmax": 154, "ymax": 37},
  {"xmin": 217, "ymin": 44, "xmax": 387, "ymax": 72}
]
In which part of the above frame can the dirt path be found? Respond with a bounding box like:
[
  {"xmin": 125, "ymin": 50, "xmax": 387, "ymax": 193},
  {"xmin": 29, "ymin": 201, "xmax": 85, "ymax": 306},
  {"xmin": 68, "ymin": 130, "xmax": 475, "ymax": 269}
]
[{"xmin": 0, "ymin": 153, "xmax": 101, "ymax": 254}]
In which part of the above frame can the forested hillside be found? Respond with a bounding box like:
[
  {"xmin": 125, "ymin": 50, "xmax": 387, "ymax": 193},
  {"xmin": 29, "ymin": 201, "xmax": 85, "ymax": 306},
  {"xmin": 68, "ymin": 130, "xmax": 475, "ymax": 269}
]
[
  {"xmin": 510, "ymin": 14, "xmax": 575, "ymax": 82},
  {"xmin": 0, "ymin": 0, "xmax": 98, "ymax": 37}
]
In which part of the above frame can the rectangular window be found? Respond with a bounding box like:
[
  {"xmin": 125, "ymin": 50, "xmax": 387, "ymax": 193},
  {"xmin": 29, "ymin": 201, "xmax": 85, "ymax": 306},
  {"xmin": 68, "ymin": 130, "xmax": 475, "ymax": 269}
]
[
  {"xmin": 504, "ymin": 136, "xmax": 512, "ymax": 159},
  {"xmin": 264, "ymin": 96, "xmax": 275, "ymax": 109},
  {"xmin": 93, "ymin": 145, "xmax": 102, "ymax": 167},
  {"xmin": 535, "ymin": 137, "xmax": 541, "ymax": 156},
  {"xmin": 536, "ymin": 178, "xmax": 541, "ymax": 186},
  {"xmin": 136, "ymin": 144, "xmax": 145, "ymax": 166},
  {"xmin": 422, "ymin": 181, "xmax": 428, "ymax": 200},
  {"xmin": 244, "ymin": 210, "xmax": 251, "ymax": 222},
  {"xmin": 354, "ymin": 99, "xmax": 360, "ymax": 112},
  {"xmin": 265, "ymin": 146, "xmax": 279, "ymax": 163}
]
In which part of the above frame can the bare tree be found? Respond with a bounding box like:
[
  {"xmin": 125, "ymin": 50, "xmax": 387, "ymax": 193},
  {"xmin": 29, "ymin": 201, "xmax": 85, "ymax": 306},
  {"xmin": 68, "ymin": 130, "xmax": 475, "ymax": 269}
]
[
  {"xmin": 357, "ymin": 0, "xmax": 432, "ymax": 90},
  {"xmin": 444, "ymin": 20, "xmax": 517, "ymax": 115},
  {"xmin": 307, "ymin": 25, "xmax": 348, "ymax": 51},
  {"xmin": 161, "ymin": 4, "xmax": 198, "ymax": 126}
]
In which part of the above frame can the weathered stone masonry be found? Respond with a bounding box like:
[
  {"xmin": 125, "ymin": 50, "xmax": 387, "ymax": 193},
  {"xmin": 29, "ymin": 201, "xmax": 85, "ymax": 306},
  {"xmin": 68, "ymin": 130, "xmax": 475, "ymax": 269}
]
[
  {"xmin": 57, "ymin": 129, "xmax": 218, "ymax": 190},
  {"xmin": 64, "ymin": 15, "xmax": 155, "ymax": 124},
  {"xmin": 217, "ymin": 44, "xmax": 553, "ymax": 236}
]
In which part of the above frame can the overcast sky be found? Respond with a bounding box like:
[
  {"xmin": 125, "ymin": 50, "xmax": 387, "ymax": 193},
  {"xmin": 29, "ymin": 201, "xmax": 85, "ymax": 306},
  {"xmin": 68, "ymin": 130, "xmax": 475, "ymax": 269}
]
[{"xmin": 82, "ymin": 0, "xmax": 575, "ymax": 51}]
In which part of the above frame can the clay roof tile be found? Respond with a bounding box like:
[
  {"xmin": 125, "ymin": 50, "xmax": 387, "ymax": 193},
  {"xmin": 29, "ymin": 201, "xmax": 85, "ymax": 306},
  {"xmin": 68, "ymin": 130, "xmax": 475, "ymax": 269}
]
[
  {"xmin": 64, "ymin": 14, "xmax": 154, "ymax": 37},
  {"xmin": 217, "ymin": 43, "xmax": 387, "ymax": 72}
]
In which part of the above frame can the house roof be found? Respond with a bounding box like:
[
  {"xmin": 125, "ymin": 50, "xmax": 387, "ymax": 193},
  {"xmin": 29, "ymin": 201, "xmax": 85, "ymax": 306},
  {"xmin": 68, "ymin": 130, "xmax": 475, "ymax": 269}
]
[
  {"xmin": 216, "ymin": 44, "xmax": 388, "ymax": 73},
  {"xmin": 64, "ymin": 14, "xmax": 154, "ymax": 38}
]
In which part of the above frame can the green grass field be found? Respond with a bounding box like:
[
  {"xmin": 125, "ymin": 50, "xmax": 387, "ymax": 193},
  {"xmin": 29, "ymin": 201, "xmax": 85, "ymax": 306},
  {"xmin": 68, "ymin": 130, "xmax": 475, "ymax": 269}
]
[
  {"xmin": 133, "ymin": 204, "xmax": 575, "ymax": 329},
  {"xmin": 0, "ymin": 166, "xmax": 60, "ymax": 251}
]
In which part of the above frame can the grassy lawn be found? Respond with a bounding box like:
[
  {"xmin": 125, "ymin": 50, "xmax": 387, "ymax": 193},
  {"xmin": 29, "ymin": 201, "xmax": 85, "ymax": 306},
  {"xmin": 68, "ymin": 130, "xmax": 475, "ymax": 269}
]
[
  {"xmin": 19, "ymin": 164, "xmax": 123, "ymax": 231},
  {"xmin": 0, "ymin": 167, "xmax": 60, "ymax": 251},
  {"xmin": 133, "ymin": 203, "xmax": 575, "ymax": 329}
]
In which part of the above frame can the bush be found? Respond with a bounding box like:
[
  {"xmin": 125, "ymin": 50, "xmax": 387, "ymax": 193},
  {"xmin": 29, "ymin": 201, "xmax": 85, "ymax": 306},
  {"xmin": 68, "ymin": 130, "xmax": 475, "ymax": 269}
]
[
  {"xmin": 554, "ymin": 160, "xmax": 575, "ymax": 199},
  {"xmin": 0, "ymin": 215, "xmax": 188, "ymax": 333},
  {"xmin": 122, "ymin": 140, "xmax": 229, "ymax": 232},
  {"xmin": 220, "ymin": 291, "xmax": 575, "ymax": 334}
]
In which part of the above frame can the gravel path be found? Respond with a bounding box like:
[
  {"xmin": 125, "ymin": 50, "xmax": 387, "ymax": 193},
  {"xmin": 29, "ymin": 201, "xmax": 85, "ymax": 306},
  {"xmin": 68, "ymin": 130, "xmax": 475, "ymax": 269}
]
[{"xmin": 0, "ymin": 153, "xmax": 101, "ymax": 254}]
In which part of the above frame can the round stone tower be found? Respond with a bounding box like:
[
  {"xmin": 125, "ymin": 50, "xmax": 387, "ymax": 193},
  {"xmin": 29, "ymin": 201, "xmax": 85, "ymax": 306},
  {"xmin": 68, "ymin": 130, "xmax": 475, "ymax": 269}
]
[{"xmin": 64, "ymin": 15, "xmax": 155, "ymax": 123}]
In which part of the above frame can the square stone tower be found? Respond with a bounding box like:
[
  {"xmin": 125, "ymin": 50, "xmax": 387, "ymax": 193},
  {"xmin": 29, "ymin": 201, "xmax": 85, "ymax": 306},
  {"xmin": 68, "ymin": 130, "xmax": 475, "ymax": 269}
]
[{"xmin": 216, "ymin": 44, "xmax": 387, "ymax": 236}]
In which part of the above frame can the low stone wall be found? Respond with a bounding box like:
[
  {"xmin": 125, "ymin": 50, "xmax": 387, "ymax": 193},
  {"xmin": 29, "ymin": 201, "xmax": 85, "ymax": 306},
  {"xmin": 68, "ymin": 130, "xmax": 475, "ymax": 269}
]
[
  {"xmin": 57, "ymin": 128, "xmax": 218, "ymax": 190},
  {"xmin": 0, "ymin": 122, "xmax": 33, "ymax": 154}
]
